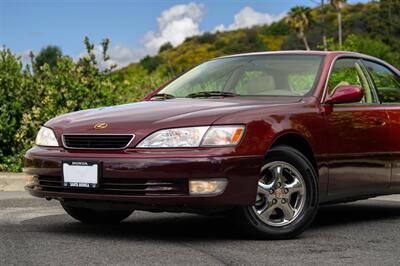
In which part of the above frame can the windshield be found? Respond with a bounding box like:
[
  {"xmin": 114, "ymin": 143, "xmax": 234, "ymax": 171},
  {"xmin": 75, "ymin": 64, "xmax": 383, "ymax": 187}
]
[{"xmin": 159, "ymin": 54, "xmax": 324, "ymax": 98}]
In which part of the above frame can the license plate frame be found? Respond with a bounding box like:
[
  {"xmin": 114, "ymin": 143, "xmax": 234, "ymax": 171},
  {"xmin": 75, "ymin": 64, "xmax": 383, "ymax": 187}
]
[{"xmin": 62, "ymin": 161, "xmax": 101, "ymax": 188}]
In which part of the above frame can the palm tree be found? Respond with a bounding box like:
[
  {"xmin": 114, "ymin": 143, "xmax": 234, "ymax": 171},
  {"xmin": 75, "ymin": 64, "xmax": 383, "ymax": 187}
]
[
  {"xmin": 285, "ymin": 6, "xmax": 312, "ymax": 51},
  {"xmin": 331, "ymin": 0, "xmax": 347, "ymax": 48},
  {"xmin": 320, "ymin": 0, "xmax": 327, "ymax": 51}
]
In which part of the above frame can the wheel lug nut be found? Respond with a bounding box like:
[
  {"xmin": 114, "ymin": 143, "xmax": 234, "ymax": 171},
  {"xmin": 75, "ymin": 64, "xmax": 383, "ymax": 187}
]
[
  {"xmin": 269, "ymin": 189, "xmax": 274, "ymax": 194},
  {"xmin": 272, "ymin": 199, "xmax": 277, "ymax": 204},
  {"xmin": 277, "ymin": 182, "xmax": 281, "ymax": 187},
  {"xmin": 281, "ymin": 199, "xmax": 287, "ymax": 204},
  {"xmin": 284, "ymin": 188, "xmax": 289, "ymax": 193}
]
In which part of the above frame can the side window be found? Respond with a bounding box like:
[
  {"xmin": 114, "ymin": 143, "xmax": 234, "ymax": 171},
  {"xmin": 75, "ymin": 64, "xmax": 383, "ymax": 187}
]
[
  {"xmin": 363, "ymin": 60, "xmax": 400, "ymax": 103},
  {"xmin": 327, "ymin": 58, "xmax": 375, "ymax": 103}
]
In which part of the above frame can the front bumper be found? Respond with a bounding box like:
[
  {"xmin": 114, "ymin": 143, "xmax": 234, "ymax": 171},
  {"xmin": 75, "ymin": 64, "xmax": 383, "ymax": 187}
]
[{"xmin": 24, "ymin": 146, "xmax": 263, "ymax": 206}]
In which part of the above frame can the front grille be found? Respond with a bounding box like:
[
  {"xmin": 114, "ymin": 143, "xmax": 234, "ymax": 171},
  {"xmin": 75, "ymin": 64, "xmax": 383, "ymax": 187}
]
[
  {"xmin": 36, "ymin": 176, "xmax": 189, "ymax": 196},
  {"xmin": 63, "ymin": 134, "xmax": 134, "ymax": 149}
]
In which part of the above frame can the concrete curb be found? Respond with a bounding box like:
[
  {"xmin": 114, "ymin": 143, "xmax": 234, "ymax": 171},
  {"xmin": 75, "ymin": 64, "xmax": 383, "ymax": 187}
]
[
  {"xmin": 372, "ymin": 194, "xmax": 400, "ymax": 202},
  {"xmin": 0, "ymin": 172, "xmax": 27, "ymax": 191}
]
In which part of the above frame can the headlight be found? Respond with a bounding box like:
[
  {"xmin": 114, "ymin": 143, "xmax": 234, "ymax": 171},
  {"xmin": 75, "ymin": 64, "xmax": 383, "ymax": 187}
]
[
  {"xmin": 35, "ymin": 127, "xmax": 58, "ymax": 147},
  {"xmin": 137, "ymin": 125, "xmax": 245, "ymax": 148},
  {"xmin": 137, "ymin": 126, "xmax": 209, "ymax": 148},
  {"xmin": 201, "ymin": 125, "xmax": 245, "ymax": 146}
]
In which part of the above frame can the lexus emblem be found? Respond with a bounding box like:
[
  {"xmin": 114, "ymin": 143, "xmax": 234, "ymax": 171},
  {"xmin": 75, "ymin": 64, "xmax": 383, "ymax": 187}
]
[{"xmin": 94, "ymin": 123, "xmax": 108, "ymax": 129}]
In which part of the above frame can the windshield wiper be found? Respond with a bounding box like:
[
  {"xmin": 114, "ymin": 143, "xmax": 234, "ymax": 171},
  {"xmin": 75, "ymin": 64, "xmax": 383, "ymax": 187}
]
[
  {"xmin": 187, "ymin": 91, "xmax": 238, "ymax": 98},
  {"xmin": 150, "ymin": 93, "xmax": 176, "ymax": 100}
]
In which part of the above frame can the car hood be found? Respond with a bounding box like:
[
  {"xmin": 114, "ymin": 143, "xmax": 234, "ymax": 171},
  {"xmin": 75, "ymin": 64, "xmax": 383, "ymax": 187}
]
[{"xmin": 47, "ymin": 97, "xmax": 301, "ymax": 135}]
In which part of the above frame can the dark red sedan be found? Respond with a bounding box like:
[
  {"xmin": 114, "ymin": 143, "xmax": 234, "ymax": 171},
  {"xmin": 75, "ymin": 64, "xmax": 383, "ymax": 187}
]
[{"xmin": 24, "ymin": 51, "xmax": 400, "ymax": 239}]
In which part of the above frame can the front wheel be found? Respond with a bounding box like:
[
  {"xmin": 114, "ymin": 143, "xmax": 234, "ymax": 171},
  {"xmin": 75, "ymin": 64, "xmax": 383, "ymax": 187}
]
[
  {"xmin": 61, "ymin": 203, "xmax": 134, "ymax": 224},
  {"xmin": 235, "ymin": 145, "xmax": 319, "ymax": 239}
]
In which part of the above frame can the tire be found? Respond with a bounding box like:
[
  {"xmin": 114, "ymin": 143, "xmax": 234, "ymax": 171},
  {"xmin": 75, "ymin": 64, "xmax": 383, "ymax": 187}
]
[
  {"xmin": 234, "ymin": 145, "xmax": 319, "ymax": 239},
  {"xmin": 61, "ymin": 203, "xmax": 133, "ymax": 224}
]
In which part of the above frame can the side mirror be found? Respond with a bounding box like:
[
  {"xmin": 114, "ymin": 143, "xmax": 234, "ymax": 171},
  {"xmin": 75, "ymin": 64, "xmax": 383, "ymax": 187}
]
[{"xmin": 325, "ymin": 85, "xmax": 364, "ymax": 104}]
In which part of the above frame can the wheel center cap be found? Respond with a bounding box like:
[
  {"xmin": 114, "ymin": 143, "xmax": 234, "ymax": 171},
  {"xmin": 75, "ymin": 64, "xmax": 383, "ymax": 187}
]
[{"xmin": 275, "ymin": 188, "xmax": 284, "ymax": 199}]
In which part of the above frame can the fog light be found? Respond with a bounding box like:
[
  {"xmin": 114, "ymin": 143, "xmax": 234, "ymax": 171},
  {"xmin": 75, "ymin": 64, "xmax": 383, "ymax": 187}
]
[
  {"xmin": 189, "ymin": 179, "xmax": 227, "ymax": 195},
  {"xmin": 25, "ymin": 175, "xmax": 36, "ymax": 186}
]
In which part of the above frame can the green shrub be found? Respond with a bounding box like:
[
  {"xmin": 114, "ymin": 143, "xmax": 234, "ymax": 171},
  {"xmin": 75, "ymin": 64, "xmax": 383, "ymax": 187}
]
[
  {"xmin": 259, "ymin": 21, "xmax": 291, "ymax": 36},
  {"xmin": 223, "ymin": 29, "xmax": 267, "ymax": 54},
  {"xmin": 196, "ymin": 32, "xmax": 217, "ymax": 44},
  {"xmin": 139, "ymin": 55, "xmax": 164, "ymax": 73},
  {"xmin": 159, "ymin": 42, "xmax": 173, "ymax": 53}
]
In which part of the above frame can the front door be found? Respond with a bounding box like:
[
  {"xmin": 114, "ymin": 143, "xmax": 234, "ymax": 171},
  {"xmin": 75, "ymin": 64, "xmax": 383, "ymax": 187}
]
[{"xmin": 323, "ymin": 58, "xmax": 391, "ymax": 196}]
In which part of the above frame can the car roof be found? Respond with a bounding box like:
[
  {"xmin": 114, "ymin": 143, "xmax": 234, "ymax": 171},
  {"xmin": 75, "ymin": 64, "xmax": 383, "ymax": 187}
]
[
  {"xmin": 217, "ymin": 50, "xmax": 398, "ymax": 71},
  {"xmin": 217, "ymin": 50, "xmax": 376, "ymax": 60}
]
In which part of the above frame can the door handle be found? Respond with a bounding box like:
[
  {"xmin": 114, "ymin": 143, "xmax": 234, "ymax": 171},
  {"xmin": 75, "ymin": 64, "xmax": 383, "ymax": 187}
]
[{"xmin": 374, "ymin": 117, "xmax": 386, "ymax": 126}]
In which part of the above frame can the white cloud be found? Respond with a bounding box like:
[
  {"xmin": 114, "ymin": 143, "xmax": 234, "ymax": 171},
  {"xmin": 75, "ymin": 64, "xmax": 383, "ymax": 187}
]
[
  {"xmin": 157, "ymin": 2, "xmax": 204, "ymax": 32},
  {"xmin": 141, "ymin": 2, "xmax": 205, "ymax": 54},
  {"xmin": 101, "ymin": 44, "xmax": 146, "ymax": 69},
  {"xmin": 213, "ymin": 24, "xmax": 226, "ymax": 32},
  {"xmin": 78, "ymin": 2, "xmax": 206, "ymax": 69},
  {"xmin": 214, "ymin": 7, "xmax": 285, "ymax": 32}
]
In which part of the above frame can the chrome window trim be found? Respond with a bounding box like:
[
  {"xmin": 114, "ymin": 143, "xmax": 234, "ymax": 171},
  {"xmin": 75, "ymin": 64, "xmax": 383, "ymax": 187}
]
[{"xmin": 62, "ymin": 133, "xmax": 135, "ymax": 150}]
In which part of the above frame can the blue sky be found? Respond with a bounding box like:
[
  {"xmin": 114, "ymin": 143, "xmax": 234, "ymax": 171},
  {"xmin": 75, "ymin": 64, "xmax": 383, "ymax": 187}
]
[{"xmin": 0, "ymin": 0, "xmax": 369, "ymax": 67}]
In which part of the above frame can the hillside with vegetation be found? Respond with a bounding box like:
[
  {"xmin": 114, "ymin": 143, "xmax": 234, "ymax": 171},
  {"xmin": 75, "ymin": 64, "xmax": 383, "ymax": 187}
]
[
  {"xmin": 115, "ymin": 0, "xmax": 399, "ymax": 86},
  {"xmin": 0, "ymin": 0, "xmax": 399, "ymax": 171}
]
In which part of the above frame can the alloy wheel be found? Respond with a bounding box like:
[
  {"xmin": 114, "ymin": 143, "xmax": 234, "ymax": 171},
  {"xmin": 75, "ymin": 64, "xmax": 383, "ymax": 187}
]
[{"xmin": 252, "ymin": 161, "xmax": 306, "ymax": 227}]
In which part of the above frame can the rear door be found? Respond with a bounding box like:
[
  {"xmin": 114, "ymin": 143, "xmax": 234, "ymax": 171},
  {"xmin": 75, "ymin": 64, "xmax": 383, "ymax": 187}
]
[
  {"xmin": 363, "ymin": 59, "xmax": 400, "ymax": 188},
  {"xmin": 323, "ymin": 57, "xmax": 391, "ymax": 196}
]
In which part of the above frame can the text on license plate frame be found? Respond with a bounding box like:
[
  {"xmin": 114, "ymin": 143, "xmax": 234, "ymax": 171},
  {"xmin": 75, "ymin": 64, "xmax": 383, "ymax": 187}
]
[{"xmin": 62, "ymin": 161, "xmax": 100, "ymax": 188}]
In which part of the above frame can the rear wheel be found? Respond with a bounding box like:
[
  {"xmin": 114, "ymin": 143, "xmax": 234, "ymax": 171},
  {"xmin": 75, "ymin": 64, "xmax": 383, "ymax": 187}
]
[
  {"xmin": 61, "ymin": 203, "xmax": 133, "ymax": 224},
  {"xmin": 235, "ymin": 145, "xmax": 319, "ymax": 239}
]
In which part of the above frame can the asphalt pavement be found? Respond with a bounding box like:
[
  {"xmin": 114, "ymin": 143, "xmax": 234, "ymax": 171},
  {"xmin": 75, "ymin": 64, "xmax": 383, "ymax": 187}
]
[{"xmin": 0, "ymin": 192, "xmax": 400, "ymax": 265}]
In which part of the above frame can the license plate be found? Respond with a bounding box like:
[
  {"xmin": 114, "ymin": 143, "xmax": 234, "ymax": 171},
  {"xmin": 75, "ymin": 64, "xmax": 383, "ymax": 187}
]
[{"xmin": 62, "ymin": 161, "xmax": 99, "ymax": 188}]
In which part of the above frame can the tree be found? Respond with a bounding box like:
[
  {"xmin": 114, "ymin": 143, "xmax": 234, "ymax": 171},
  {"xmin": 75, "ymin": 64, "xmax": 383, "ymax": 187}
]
[
  {"xmin": 331, "ymin": 0, "xmax": 347, "ymax": 48},
  {"xmin": 380, "ymin": 0, "xmax": 400, "ymax": 35},
  {"xmin": 324, "ymin": 34, "xmax": 400, "ymax": 67},
  {"xmin": 196, "ymin": 32, "xmax": 217, "ymax": 44},
  {"xmin": 320, "ymin": 0, "xmax": 328, "ymax": 51},
  {"xmin": 139, "ymin": 55, "xmax": 164, "ymax": 73},
  {"xmin": 285, "ymin": 6, "xmax": 312, "ymax": 50},
  {"xmin": 159, "ymin": 42, "xmax": 173, "ymax": 53},
  {"xmin": 34, "ymin": 45, "xmax": 62, "ymax": 70}
]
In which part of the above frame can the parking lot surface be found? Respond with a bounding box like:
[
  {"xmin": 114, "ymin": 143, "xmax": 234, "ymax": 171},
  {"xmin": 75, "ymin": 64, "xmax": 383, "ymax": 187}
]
[{"xmin": 1, "ymin": 192, "xmax": 400, "ymax": 265}]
